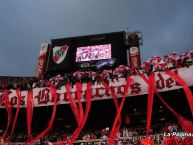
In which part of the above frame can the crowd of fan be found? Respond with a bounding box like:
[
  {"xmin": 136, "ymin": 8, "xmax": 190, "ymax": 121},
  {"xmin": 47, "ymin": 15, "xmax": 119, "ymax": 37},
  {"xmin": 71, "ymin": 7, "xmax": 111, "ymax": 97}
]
[
  {"xmin": 0, "ymin": 76, "xmax": 36, "ymax": 90},
  {"xmin": 2, "ymin": 122, "xmax": 180, "ymax": 144},
  {"xmin": 0, "ymin": 51, "xmax": 193, "ymax": 91}
]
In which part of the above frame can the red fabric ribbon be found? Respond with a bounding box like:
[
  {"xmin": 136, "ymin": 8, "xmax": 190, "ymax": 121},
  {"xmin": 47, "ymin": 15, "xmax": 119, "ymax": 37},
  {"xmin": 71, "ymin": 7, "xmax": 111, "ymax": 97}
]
[
  {"xmin": 156, "ymin": 91, "xmax": 193, "ymax": 134},
  {"xmin": 27, "ymin": 84, "xmax": 58, "ymax": 145},
  {"xmin": 141, "ymin": 72, "xmax": 193, "ymax": 134},
  {"xmin": 66, "ymin": 84, "xmax": 81, "ymax": 125},
  {"xmin": 140, "ymin": 73, "xmax": 155, "ymax": 137},
  {"xmin": 75, "ymin": 83, "xmax": 84, "ymax": 124},
  {"xmin": 26, "ymin": 90, "xmax": 34, "ymax": 143},
  {"xmin": 140, "ymin": 137, "xmax": 155, "ymax": 145},
  {"xmin": 0, "ymin": 90, "xmax": 12, "ymax": 141},
  {"xmin": 54, "ymin": 83, "xmax": 92, "ymax": 145},
  {"xmin": 108, "ymin": 77, "xmax": 132, "ymax": 144},
  {"xmin": 101, "ymin": 81, "xmax": 122, "ymax": 138},
  {"xmin": 10, "ymin": 89, "xmax": 21, "ymax": 137},
  {"xmin": 165, "ymin": 69, "xmax": 193, "ymax": 116},
  {"xmin": 163, "ymin": 137, "xmax": 178, "ymax": 145},
  {"xmin": 68, "ymin": 83, "xmax": 92, "ymax": 145}
]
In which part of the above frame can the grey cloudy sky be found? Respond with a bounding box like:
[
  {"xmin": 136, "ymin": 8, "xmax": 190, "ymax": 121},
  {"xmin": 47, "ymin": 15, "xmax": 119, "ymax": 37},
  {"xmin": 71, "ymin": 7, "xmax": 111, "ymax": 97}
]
[{"xmin": 0, "ymin": 0, "xmax": 193, "ymax": 76}]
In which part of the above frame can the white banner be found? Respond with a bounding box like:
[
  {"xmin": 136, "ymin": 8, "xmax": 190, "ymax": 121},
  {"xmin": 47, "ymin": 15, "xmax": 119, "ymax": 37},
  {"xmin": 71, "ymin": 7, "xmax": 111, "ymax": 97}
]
[{"xmin": 1, "ymin": 65, "xmax": 193, "ymax": 108}]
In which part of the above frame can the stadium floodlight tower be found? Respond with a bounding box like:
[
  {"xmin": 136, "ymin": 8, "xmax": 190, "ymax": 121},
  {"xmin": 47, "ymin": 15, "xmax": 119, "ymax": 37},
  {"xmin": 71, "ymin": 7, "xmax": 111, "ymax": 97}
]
[{"xmin": 125, "ymin": 31, "xmax": 143, "ymax": 69}]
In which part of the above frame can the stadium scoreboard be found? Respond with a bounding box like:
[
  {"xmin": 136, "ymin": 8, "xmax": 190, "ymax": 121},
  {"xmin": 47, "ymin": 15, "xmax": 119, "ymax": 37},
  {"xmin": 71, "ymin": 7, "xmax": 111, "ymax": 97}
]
[{"xmin": 46, "ymin": 31, "xmax": 127, "ymax": 73}]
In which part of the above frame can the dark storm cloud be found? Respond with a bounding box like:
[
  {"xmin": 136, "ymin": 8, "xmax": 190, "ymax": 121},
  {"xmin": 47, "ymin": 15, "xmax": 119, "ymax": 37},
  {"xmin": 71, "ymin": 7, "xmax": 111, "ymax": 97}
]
[{"xmin": 0, "ymin": 0, "xmax": 193, "ymax": 76}]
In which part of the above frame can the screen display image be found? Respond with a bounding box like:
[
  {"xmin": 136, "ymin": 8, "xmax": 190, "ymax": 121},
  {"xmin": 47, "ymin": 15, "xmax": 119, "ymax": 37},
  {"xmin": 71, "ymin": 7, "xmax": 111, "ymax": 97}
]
[{"xmin": 76, "ymin": 44, "xmax": 111, "ymax": 62}]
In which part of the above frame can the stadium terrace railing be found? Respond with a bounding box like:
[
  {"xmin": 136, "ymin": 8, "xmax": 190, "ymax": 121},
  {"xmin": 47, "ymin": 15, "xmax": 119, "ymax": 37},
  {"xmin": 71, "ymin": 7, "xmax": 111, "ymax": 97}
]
[{"xmin": 0, "ymin": 134, "xmax": 162, "ymax": 145}]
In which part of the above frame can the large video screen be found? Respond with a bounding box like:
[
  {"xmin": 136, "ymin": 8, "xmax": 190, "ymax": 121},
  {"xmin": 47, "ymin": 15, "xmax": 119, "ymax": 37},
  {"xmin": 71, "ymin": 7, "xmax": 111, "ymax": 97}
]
[
  {"xmin": 76, "ymin": 44, "xmax": 111, "ymax": 62},
  {"xmin": 47, "ymin": 31, "xmax": 126, "ymax": 73}
]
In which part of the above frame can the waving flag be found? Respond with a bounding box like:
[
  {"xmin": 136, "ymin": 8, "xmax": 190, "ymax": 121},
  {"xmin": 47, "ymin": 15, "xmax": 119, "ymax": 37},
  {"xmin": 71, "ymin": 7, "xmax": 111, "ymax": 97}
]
[{"xmin": 96, "ymin": 58, "xmax": 116, "ymax": 70}]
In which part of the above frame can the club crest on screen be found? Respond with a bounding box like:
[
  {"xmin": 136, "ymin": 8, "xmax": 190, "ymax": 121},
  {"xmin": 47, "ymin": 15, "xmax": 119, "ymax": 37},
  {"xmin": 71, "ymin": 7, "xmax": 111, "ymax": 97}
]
[{"xmin": 53, "ymin": 45, "xmax": 69, "ymax": 64}]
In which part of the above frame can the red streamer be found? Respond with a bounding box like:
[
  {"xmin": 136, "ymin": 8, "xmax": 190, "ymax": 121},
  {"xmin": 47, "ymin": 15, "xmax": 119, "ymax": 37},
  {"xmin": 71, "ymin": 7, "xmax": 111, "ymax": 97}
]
[
  {"xmin": 140, "ymin": 137, "xmax": 155, "ymax": 145},
  {"xmin": 156, "ymin": 91, "xmax": 193, "ymax": 134},
  {"xmin": 26, "ymin": 90, "xmax": 34, "ymax": 143},
  {"xmin": 27, "ymin": 84, "xmax": 58, "ymax": 145},
  {"xmin": 75, "ymin": 83, "xmax": 84, "ymax": 124},
  {"xmin": 101, "ymin": 81, "xmax": 122, "ymax": 137},
  {"xmin": 108, "ymin": 77, "xmax": 132, "ymax": 144},
  {"xmin": 141, "ymin": 73, "xmax": 193, "ymax": 134},
  {"xmin": 140, "ymin": 73, "xmax": 155, "ymax": 137},
  {"xmin": 26, "ymin": 85, "xmax": 57, "ymax": 144},
  {"xmin": 66, "ymin": 84, "xmax": 81, "ymax": 125},
  {"xmin": 165, "ymin": 69, "xmax": 193, "ymax": 116},
  {"xmin": 10, "ymin": 89, "xmax": 21, "ymax": 137},
  {"xmin": 0, "ymin": 90, "xmax": 12, "ymax": 141},
  {"xmin": 68, "ymin": 83, "xmax": 92, "ymax": 145},
  {"xmin": 54, "ymin": 83, "xmax": 92, "ymax": 145}
]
